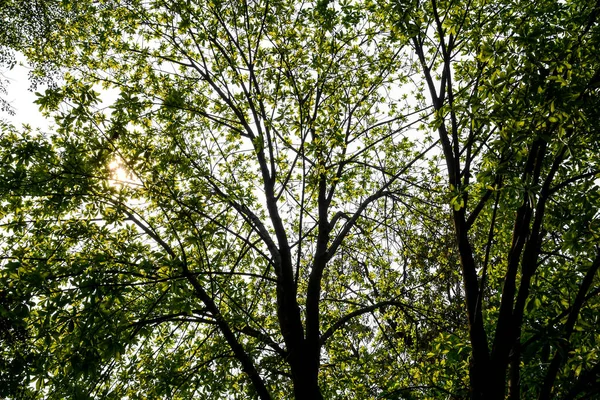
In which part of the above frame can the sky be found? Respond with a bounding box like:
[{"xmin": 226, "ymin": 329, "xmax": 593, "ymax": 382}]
[{"xmin": 1, "ymin": 56, "xmax": 49, "ymax": 129}]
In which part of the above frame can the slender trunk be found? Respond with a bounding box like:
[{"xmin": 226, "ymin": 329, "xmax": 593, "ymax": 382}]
[
  {"xmin": 453, "ymin": 210, "xmax": 492, "ymax": 399},
  {"xmin": 508, "ymin": 343, "xmax": 521, "ymax": 400},
  {"xmin": 413, "ymin": 14, "xmax": 496, "ymax": 397},
  {"xmin": 538, "ymin": 251, "xmax": 600, "ymax": 400}
]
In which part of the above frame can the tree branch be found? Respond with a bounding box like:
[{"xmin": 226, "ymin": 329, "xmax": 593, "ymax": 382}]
[{"xmin": 319, "ymin": 300, "xmax": 411, "ymax": 347}]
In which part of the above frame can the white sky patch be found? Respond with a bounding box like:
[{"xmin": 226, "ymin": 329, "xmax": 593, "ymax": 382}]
[
  {"xmin": 2, "ymin": 53, "xmax": 121, "ymax": 128},
  {"xmin": 1, "ymin": 56, "xmax": 49, "ymax": 129}
]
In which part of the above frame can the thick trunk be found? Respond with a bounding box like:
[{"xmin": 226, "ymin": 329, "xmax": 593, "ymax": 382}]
[
  {"xmin": 468, "ymin": 357, "xmax": 507, "ymax": 400},
  {"xmin": 291, "ymin": 365, "xmax": 324, "ymax": 400},
  {"xmin": 287, "ymin": 328, "xmax": 323, "ymax": 399}
]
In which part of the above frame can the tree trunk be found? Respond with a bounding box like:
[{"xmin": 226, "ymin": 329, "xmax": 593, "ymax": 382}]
[{"xmin": 288, "ymin": 344, "xmax": 323, "ymax": 400}]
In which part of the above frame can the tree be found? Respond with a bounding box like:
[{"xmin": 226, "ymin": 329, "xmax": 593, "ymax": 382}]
[
  {"xmin": 1, "ymin": 0, "xmax": 599, "ymax": 399},
  {"xmin": 1, "ymin": 0, "xmax": 437, "ymax": 398},
  {"xmin": 387, "ymin": 0, "xmax": 600, "ymax": 398}
]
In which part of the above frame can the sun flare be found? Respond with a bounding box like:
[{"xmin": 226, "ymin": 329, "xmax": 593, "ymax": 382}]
[{"xmin": 108, "ymin": 159, "xmax": 131, "ymax": 185}]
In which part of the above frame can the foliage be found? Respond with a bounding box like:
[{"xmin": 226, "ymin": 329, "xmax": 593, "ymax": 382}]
[
  {"xmin": 0, "ymin": 0, "xmax": 68, "ymax": 114},
  {"xmin": 1, "ymin": 0, "xmax": 600, "ymax": 399}
]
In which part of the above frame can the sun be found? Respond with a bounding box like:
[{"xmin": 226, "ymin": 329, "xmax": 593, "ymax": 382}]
[{"xmin": 108, "ymin": 158, "xmax": 131, "ymax": 186}]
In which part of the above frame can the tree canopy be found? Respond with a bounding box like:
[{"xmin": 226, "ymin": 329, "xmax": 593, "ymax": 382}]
[{"xmin": 1, "ymin": 0, "xmax": 599, "ymax": 399}]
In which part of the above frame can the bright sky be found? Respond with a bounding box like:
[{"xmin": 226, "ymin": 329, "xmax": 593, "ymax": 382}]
[{"xmin": 1, "ymin": 56, "xmax": 49, "ymax": 129}]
